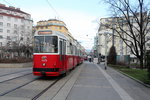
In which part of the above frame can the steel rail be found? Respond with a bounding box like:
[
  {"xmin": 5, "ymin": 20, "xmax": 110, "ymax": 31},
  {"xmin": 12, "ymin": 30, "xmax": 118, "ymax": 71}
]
[
  {"xmin": 32, "ymin": 78, "xmax": 61, "ymax": 100},
  {"xmin": 0, "ymin": 69, "xmax": 31, "ymax": 77},
  {"xmin": 0, "ymin": 73, "xmax": 32, "ymax": 83},
  {"xmin": 0, "ymin": 78, "xmax": 37, "ymax": 96}
]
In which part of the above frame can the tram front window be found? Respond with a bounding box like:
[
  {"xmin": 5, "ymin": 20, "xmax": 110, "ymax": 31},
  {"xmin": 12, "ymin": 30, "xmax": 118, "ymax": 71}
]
[{"xmin": 34, "ymin": 36, "xmax": 58, "ymax": 53}]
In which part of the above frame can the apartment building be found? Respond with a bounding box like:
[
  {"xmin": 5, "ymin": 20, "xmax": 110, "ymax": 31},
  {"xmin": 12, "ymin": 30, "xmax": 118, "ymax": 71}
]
[
  {"xmin": 35, "ymin": 19, "xmax": 76, "ymax": 42},
  {"xmin": 0, "ymin": 4, "xmax": 33, "ymax": 47},
  {"xmin": 97, "ymin": 15, "xmax": 150, "ymax": 62},
  {"xmin": 36, "ymin": 19, "xmax": 71, "ymax": 36}
]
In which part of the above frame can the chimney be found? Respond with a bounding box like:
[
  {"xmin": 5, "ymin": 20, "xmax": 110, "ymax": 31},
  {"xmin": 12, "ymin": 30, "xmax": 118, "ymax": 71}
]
[
  {"xmin": 9, "ymin": 6, "xmax": 15, "ymax": 9},
  {"xmin": 0, "ymin": 3, "xmax": 6, "ymax": 7},
  {"xmin": 16, "ymin": 8, "xmax": 20, "ymax": 10}
]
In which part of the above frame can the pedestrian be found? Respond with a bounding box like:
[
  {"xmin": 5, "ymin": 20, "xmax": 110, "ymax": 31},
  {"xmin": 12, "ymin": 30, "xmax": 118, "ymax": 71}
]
[
  {"xmin": 88, "ymin": 55, "xmax": 92, "ymax": 62},
  {"xmin": 98, "ymin": 53, "xmax": 101, "ymax": 64}
]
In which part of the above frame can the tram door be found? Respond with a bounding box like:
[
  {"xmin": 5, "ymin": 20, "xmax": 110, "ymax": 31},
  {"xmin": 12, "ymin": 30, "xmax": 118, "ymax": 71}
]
[{"xmin": 59, "ymin": 39, "xmax": 66, "ymax": 73}]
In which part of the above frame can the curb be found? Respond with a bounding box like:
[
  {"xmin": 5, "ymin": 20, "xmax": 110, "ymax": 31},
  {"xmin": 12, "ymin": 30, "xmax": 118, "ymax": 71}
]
[
  {"xmin": 117, "ymin": 69, "xmax": 150, "ymax": 88},
  {"xmin": 107, "ymin": 65, "xmax": 150, "ymax": 88},
  {"xmin": 0, "ymin": 62, "xmax": 32, "ymax": 68}
]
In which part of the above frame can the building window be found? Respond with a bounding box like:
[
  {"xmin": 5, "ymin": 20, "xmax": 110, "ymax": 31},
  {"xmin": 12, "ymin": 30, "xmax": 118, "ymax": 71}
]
[
  {"xmin": 0, "ymin": 22, "xmax": 3, "ymax": 27},
  {"xmin": 147, "ymin": 36, "xmax": 150, "ymax": 41},
  {"xmin": 14, "ymin": 12, "xmax": 17, "ymax": 15},
  {"xmin": 0, "ymin": 42, "xmax": 2, "ymax": 46},
  {"xmin": 14, "ymin": 30, "xmax": 17, "ymax": 34},
  {"xmin": 27, "ymin": 26, "xmax": 29, "ymax": 29},
  {"xmin": 21, "ymin": 19, "xmax": 24, "ymax": 23},
  {"xmin": 21, "ymin": 25, "xmax": 24, "ymax": 29},
  {"xmin": 7, "ymin": 17, "xmax": 11, "ymax": 21},
  {"xmin": 7, "ymin": 36, "xmax": 11, "ymax": 40},
  {"xmin": 14, "ymin": 24, "xmax": 17, "ymax": 28},
  {"xmin": 7, "ymin": 30, "xmax": 10, "ymax": 33},
  {"xmin": 0, "ymin": 35, "xmax": 3, "ymax": 39},
  {"xmin": 0, "ymin": 15, "xmax": 3, "ymax": 19},
  {"xmin": 7, "ymin": 10, "xmax": 10, "ymax": 14},
  {"xmin": 0, "ymin": 29, "xmax": 3, "ymax": 33},
  {"xmin": 7, "ymin": 23, "xmax": 11, "ymax": 27},
  {"xmin": 15, "ymin": 18, "xmax": 18, "ymax": 22}
]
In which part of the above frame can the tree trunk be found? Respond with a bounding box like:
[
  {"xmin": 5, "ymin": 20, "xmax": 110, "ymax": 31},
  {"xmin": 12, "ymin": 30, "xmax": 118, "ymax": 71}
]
[{"xmin": 139, "ymin": 57, "xmax": 144, "ymax": 69}]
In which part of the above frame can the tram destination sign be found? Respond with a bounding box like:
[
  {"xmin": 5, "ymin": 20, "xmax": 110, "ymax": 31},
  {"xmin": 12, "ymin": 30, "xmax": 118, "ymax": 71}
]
[{"xmin": 38, "ymin": 30, "xmax": 52, "ymax": 35}]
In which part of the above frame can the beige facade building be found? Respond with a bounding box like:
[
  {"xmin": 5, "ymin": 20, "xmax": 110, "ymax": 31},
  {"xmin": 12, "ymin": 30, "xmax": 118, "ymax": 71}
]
[
  {"xmin": 36, "ymin": 19, "xmax": 70, "ymax": 35},
  {"xmin": 35, "ymin": 19, "xmax": 75, "ymax": 40}
]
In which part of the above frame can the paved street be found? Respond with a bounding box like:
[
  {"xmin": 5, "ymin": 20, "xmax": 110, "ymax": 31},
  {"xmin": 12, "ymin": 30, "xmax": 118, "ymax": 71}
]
[{"xmin": 0, "ymin": 62, "xmax": 150, "ymax": 100}]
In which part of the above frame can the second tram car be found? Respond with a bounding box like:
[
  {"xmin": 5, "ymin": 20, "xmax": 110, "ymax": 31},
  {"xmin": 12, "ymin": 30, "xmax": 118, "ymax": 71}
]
[{"xmin": 33, "ymin": 30, "xmax": 84, "ymax": 76}]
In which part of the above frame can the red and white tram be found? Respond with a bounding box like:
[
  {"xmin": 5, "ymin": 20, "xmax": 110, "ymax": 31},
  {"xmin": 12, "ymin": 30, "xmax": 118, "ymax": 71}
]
[{"xmin": 33, "ymin": 29, "xmax": 84, "ymax": 76}]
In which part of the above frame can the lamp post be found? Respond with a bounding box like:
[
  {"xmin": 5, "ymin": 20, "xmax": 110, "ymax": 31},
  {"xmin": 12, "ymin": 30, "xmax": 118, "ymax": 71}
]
[
  {"xmin": 120, "ymin": 19, "xmax": 124, "ymax": 62},
  {"xmin": 104, "ymin": 32, "xmax": 111, "ymax": 70},
  {"xmin": 104, "ymin": 34, "xmax": 107, "ymax": 69},
  {"xmin": 112, "ymin": 24, "xmax": 116, "ymax": 46}
]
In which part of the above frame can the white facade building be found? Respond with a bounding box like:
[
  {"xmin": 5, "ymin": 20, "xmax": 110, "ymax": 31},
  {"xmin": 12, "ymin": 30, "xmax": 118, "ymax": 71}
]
[
  {"xmin": 97, "ymin": 16, "xmax": 150, "ymax": 63},
  {"xmin": 0, "ymin": 4, "xmax": 33, "ymax": 47}
]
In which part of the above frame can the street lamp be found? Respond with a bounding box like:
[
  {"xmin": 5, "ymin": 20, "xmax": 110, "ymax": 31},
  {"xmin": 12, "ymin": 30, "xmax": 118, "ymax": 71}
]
[
  {"xmin": 104, "ymin": 32, "xmax": 111, "ymax": 70},
  {"xmin": 112, "ymin": 24, "xmax": 116, "ymax": 46}
]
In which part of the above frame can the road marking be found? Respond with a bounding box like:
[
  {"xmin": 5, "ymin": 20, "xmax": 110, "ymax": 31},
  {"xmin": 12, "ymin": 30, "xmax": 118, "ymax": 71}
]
[
  {"xmin": 96, "ymin": 64, "xmax": 134, "ymax": 100},
  {"xmin": 74, "ymin": 84, "xmax": 112, "ymax": 88}
]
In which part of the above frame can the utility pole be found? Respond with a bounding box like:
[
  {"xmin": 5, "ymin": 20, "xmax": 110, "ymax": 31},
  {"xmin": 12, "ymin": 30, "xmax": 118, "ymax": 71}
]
[
  {"xmin": 112, "ymin": 24, "xmax": 115, "ymax": 46},
  {"xmin": 104, "ymin": 33, "xmax": 107, "ymax": 70},
  {"xmin": 104, "ymin": 32, "xmax": 111, "ymax": 70},
  {"xmin": 120, "ymin": 19, "xmax": 124, "ymax": 62},
  {"xmin": 112, "ymin": 18, "xmax": 116, "ymax": 47}
]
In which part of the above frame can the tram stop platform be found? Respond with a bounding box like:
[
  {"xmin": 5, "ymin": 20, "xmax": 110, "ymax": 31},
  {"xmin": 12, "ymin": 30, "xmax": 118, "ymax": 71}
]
[{"xmin": 66, "ymin": 62, "xmax": 123, "ymax": 100}]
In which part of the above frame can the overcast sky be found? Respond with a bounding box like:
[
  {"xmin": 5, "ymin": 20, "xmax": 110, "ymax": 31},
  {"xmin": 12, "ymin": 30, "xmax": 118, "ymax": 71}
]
[{"xmin": 0, "ymin": 0, "xmax": 109, "ymax": 51}]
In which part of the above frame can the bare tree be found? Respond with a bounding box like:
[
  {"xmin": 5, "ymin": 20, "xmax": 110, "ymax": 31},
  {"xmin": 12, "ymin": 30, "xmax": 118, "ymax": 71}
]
[{"xmin": 102, "ymin": 0, "xmax": 150, "ymax": 69}]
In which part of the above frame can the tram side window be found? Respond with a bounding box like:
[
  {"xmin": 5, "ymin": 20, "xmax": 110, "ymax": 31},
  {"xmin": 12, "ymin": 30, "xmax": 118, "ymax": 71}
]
[
  {"xmin": 70, "ymin": 43, "xmax": 73, "ymax": 54},
  {"xmin": 67, "ymin": 42, "xmax": 72, "ymax": 54},
  {"xmin": 63, "ymin": 41, "xmax": 66, "ymax": 54},
  {"xmin": 75, "ymin": 46, "xmax": 77, "ymax": 56},
  {"xmin": 73, "ymin": 45, "xmax": 75, "ymax": 55},
  {"xmin": 67, "ymin": 42, "xmax": 70, "ymax": 54}
]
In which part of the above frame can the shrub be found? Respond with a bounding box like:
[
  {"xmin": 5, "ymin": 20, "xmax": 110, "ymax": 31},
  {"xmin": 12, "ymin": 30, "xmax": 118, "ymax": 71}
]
[{"xmin": 107, "ymin": 46, "xmax": 117, "ymax": 65}]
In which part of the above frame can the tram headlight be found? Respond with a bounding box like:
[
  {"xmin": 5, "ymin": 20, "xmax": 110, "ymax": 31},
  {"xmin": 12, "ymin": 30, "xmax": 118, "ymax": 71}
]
[{"xmin": 42, "ymin": 63, "xmax": 46, "ymax": 66}]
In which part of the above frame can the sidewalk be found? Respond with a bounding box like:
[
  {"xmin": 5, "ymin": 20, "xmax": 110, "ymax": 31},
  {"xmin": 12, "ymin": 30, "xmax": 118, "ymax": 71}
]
[
  {"xmin": 66, "ymin": 62, "xmax": 150, "ymax": 100},
  {"xmin": 0, "ymin": 62, "xmax": 32, "ymax": 68},
  {"xmin": 66, "ymin": 62, "xmax": 122, "ymax": 100}
]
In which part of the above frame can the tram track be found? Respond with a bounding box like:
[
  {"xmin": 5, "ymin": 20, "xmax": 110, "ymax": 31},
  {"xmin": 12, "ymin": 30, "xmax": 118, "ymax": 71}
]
[
  {"xmin": 0, "ymin": 64, "xmax": 84, "ymax": 100},
  {"xmin": 0, "ymin": 78, "xmax": 37, "ymax": 96},
  {"xmin": 0, "ymin": 72, "xmax": 62, "ymax": 100},
  {"xmin": 30, "ymin": 75, "xmax": 71, "ymax": 100},
  {"xmin": 0, "ymin": 69, "xmax": 31, "ymax": 77},
  {"xmin": 32, "ymin": 78, "xmax": 60, "ymax": 100},
  {"xmin": 0, "ymin": 70, "xmax": 32, "ymax": 83},
  {"xmin": 33, "ymin": 66, "xmax": 82, "ymax": 100},
  {"xmin": 0, "ymin": 74, "xmax": 38, "ymax": 96},
  {"xmin": 0, "ymin": 72, "xmax": 72, "ymax": 99}
]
